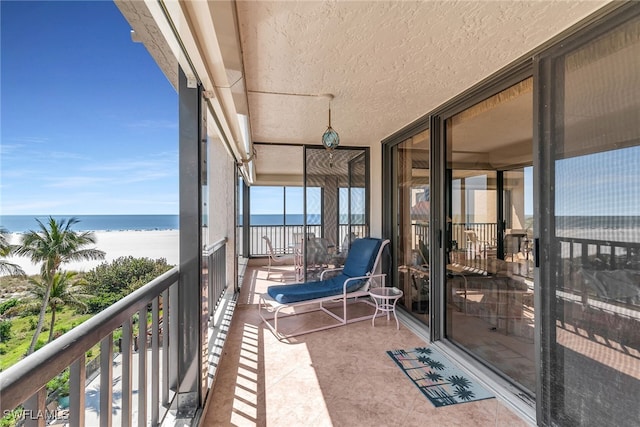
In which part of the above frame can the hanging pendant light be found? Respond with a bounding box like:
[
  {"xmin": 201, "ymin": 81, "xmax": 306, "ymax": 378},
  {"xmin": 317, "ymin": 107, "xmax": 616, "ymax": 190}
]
[{"xmin": 321, "ymin": 95, "xmax": 340, "ymax": 150}]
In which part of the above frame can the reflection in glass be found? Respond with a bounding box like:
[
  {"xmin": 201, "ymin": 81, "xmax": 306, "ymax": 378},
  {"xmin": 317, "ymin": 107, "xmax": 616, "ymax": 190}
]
[
  {"xmin": 541, "ymin": 15, "xmax": 640, "ymax": 425},
  {"xmin": 445, "ymin": 78, "xmax": 536, "ymax": 394},
  {"xmin": 302, "ymin": 147, "xmax": 369, "ymax": 280},
  {"xmin": 394, "ymin": 129, "xmax": 430, "ymax": 324}
]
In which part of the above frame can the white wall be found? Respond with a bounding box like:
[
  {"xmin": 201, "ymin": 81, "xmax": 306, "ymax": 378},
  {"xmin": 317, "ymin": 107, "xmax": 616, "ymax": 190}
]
[{"xmin": 207, "ymin": 134, "xmax": 236, "ymax": 284}]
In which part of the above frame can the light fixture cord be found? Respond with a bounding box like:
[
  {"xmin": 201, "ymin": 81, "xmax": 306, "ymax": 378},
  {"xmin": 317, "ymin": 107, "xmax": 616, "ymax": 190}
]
[{"xmin": 328, "ymin": 102, "xmax": 332, "ymax": 128}]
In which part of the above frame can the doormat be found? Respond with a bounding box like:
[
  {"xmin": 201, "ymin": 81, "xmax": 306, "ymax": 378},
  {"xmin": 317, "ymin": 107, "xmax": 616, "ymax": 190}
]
[{"xmin": 387, "ymin": 347, "xmax": 494, "ymax": 407}]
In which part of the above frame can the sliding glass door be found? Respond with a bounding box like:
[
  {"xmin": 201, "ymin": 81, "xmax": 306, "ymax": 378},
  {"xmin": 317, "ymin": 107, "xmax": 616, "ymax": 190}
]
[
  {"xmin": 445, "ymin": 78, "xmax": 536, "ymax": 394},
  {"xmin": 537, "ymin": 12, "xmax": 640, "ymax": 425}
]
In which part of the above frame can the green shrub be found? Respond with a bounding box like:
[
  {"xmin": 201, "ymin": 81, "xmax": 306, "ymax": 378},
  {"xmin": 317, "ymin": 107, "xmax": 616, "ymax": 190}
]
[
  {"xmin": 46, "ymin": 369, "xmax": 70, "ymax": 397},
  {"xmin": 0, "ymin": 320, "xmax": 12, "ymax": 342},
  {"xmin": 19, "ymin": 305, "xmax": 40, "ymax": 317},
  {"xmin": 0, "ymin": 408, "xmax": 21, "ymax": 427},
  {"xmin": 84, "ymin": 256, "xmax": 172, "ymax": 313},
  {"xmin": 33, "ymin": 339, "xmax": 45, "ymax": 352},
  {"xmin": 0, "ymin": 299, "xmax": 18, "ymax": 315}
]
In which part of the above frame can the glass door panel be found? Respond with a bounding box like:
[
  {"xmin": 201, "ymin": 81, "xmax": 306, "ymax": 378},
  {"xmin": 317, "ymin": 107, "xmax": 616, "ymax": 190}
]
[
  {"xmin": 393, "ymin": 129, "xmax": 430, "ymax": 324},
  {"xmin": 538, "ymin": 13, "xmax": 640, "ymax": 425},
  {"xmin": 445, "ymin": 78, "xmax": 536, "ymax": 394}
]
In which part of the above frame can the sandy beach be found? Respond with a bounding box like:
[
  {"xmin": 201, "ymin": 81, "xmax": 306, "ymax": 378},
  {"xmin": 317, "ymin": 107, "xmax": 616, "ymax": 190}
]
[{"xmin": 5, "ymin": 230, "xmax": 179, "ymax": 276}]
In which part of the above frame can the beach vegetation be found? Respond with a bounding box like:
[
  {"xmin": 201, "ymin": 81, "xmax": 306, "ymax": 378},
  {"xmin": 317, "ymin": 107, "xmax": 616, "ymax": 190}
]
[
  {"xmin": 84, "ymin": 256, "xmax": 172, "ymax": 313},
  {"xmin": 9, "ymin": 271, "xmax": 92, "ymax": 343},
  {"xmin": 0, "ymin": 409, "xmax": 21, "ymax": 427},
  {"xmin": 12, "ymin": 217, "xmax": 105, "ymax": 355},
  {"xmin": 0, "ymin": 298, "xmax": 19, "ymax": 315},
  {"xmin": 0, "ymin": 309, "xmax": 92, "ymax": 370},
  {"xmin": 0, "ymin": 255, "xmax": 168, "ymax": 370},
  {"xmin": 0, "ymin": 227, "xmax": 25, "ymax": 277},
  {"xmin": 0, "ymin": 319, "xmax": 12, "ymax": 342},
  {"xmin": 47, "ymin": 368, "xmax": 70, "ymax": 398}
]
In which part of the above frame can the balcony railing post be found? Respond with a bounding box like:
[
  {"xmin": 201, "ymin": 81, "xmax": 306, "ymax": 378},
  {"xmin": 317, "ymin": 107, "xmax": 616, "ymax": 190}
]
[
  {"xmin": 151, "ymin": 297, "xmax": 160, "ymax": 425},
  {"xmin": 168, "ymin": 285, "xmax": 179, "ymax": 396},
  {"xmin": 137, "ymin": 306, "xmax": 148, "ymax": 427},
  {"xmin": 22, "ymin": 387, "xmax": 46, "ymax": 427},
  {"xmin": 162, "ymin": 288, "xmax": 170, "ymax": 407},
  {"xmin": 99, "ymin": 334, "xmax": 113, "ymax": 427},
  {"xmin": 122, "ymin": 318, "xmax": 133, "ymax": 427},
  {"xmin": 69, "ymin": 354, "xmax": 86, "ymax": 427}
]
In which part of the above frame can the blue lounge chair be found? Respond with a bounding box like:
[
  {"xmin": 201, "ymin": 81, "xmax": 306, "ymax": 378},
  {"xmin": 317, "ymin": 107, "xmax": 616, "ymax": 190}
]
[{"xmin": 259, "ymin": 237, "xmax": 390, "ymax": 338}]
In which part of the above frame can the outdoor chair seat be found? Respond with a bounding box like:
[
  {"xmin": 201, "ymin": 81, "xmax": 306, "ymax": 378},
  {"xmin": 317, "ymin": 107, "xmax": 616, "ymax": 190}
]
[
  {"xmin": 259, "ymin": 237, "xmax": 390, "ymax": 339},
  {"xmin": 267, "ymin": 274, "xmax": 366, "ymax": 304}
]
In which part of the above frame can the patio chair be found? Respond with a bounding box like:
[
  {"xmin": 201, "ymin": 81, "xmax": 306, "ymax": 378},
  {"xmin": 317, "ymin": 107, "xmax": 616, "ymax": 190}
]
[
  {"xmin": 263, "ymin": 236, "xmax": 295, "ymax": 280},
  {"xmin": 259, "ymin": 237, "xmax": 390, "ymax": 339},
  {"xmin": 464, "ymin": 230, "xmax": 494, "ymax": 259}
]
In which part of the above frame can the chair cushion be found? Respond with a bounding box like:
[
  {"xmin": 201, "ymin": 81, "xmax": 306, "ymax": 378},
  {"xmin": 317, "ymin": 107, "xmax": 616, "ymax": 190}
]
[
  {"xmin": 267, "ymin": 274, "xmax": 366, "ymax": 304},
  {"xmin": 266, "ymin": 238, "xmax": 382, "ymax": 304},
  {"xmin": 342, "ymin": 238, "xmax": 382, "ymax": 278}
]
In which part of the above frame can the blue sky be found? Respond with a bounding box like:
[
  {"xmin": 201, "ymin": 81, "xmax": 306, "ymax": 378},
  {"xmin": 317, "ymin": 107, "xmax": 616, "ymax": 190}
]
[{"xmin": 1, "ymin": 1, "xmax": 178, "ymax": 215}]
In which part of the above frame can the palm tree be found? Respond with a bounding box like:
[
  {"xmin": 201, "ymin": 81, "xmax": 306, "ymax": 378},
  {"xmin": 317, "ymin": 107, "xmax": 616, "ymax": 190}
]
[
  {"xmin": 25, "ymin": 271, "xmax": 91, "ymax": 343},
  {"xmin": 14, "ymin": 217, "xmax": 105, "ymax": 355},
  {"xmin": 0, "ymin": 227, "xmax": 25, "ymax": 277}
]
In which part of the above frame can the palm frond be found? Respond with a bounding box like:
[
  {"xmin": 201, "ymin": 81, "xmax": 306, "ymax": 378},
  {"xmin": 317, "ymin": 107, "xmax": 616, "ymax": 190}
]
[{"xmin": 0, "ymin": 261, "xmax": 26, "ymax": 277}]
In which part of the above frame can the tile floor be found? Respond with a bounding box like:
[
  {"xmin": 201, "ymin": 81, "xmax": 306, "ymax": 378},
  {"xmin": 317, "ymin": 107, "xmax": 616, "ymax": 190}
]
[{"xmin": 200, "ymin": 264, "xmax": 530, "ymax": 426}]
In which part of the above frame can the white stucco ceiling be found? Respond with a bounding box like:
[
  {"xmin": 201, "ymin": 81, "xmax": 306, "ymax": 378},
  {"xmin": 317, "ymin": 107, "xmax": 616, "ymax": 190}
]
[
  {"xmin": 235, "ymin": 1, "xmax": 609, "ymax": 150},
  {"xmin": 116, "ymin": 0, "xmax": 612, "ymax": 185}
]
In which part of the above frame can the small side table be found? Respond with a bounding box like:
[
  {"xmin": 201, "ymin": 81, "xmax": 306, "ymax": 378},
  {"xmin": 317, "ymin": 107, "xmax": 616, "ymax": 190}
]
[{"xmin": 370, "ymin": 287, "xmax": 403, "ymax": 329}]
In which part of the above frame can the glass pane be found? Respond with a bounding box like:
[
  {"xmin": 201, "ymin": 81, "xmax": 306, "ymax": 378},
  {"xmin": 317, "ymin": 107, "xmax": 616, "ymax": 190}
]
[
  {"xmin": 285, "ymin": 187, "xmax": 304, "ymax": 226},
  {"xmin": 543, "ymin": 15, "xmax": 640, "ymax": 425},
  {"xmin": 504, "ymin": 168, "xmax": 534, "ymax": 278},
  {"xmin": 237, "ymin": 176, "xmax": 244, "ymax": 257},
  {"xmin": 348, "ymin": 153, "xmax": 368, "ymax": 240},
  {"xmin": 446, "ymin": 78, "xmax": 536, "ymax": 394},
  {"xmin": 303, "ymin": 147, "xmax": 368, "ymax": 280},
  {"xmin": 395, "ymin": 129, "xmax": 430, "ymax": 324},
  {"xmin": 250, "ymin": 186, "xmax": 284, "ymax": 255}
]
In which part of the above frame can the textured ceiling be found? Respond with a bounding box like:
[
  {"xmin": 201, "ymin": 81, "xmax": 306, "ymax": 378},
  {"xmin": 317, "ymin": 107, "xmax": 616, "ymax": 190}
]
[
  {"xmin": 236, "ymin": 0, "xmax": 608, "ymax": 149},
  {"xmin": 116, "ymin": 0, "xmax": 611, "ymax": 185}
]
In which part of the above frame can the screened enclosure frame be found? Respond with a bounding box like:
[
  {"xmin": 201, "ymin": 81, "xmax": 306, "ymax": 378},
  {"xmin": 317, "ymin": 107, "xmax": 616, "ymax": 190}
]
[{"xmin": 300, "ymin": 145, "xmax": 370, "ymax": 281}]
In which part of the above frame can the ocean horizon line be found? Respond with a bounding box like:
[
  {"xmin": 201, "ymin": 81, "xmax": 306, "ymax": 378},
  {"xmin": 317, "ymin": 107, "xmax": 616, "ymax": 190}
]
[{"xmin": 1, "ymin": 214, "xmax": 180, "ymax": 233}]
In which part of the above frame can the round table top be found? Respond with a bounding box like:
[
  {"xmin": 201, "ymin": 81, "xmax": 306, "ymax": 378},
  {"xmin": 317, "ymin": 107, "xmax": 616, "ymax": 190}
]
[{"xmin": 370, "ymin": 286, "xmax": 403, "ymax": 298}]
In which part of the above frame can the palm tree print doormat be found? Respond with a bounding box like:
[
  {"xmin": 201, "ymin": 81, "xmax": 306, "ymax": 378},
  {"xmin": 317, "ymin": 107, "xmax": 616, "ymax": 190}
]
[{"xmin": 387, "ymin": 347, "xmax": 494, "ymax": 407}]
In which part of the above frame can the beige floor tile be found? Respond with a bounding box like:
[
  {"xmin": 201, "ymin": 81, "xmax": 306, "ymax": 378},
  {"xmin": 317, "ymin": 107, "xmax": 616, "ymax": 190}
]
[{"xmin": 201, "ymin": 265, "xmax": 530, "ymax": 426}]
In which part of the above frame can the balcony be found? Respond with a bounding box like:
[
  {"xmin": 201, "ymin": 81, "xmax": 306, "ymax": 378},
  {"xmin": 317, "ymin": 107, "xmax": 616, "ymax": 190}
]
[{"xmin": 1, "ymin": 238, "xmax": 530, "ymax": 426}]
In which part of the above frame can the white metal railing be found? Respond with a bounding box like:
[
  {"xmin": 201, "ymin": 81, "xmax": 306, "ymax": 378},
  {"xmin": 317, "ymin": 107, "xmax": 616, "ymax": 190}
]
[
  {"xmin": 0, "ymin": 268, "xmax": 179, "ymax": 427},
  {"xmin": 249, "ymin": 224, "xmax": 369, "ymax": 256},
  {"xmin": 204, "ymin": 238, "xmax": 228, "ymax": 316}
]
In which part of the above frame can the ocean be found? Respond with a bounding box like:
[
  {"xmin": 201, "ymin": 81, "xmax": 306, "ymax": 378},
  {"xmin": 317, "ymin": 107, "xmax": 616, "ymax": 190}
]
[
  {"xmin": 1, "ymin": 214, "xmax": 366, "ymax": 232},
  {"xmin": 239, "ymin": 214, "xmax": 365, "ymax": 226},
  {"xmin": 241, "ymin": 214, "xmax": 320, "ymax": 226},
  {"xmin": 0, "ymin": 215, "xmax": 179, "ymax": 233}
]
